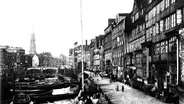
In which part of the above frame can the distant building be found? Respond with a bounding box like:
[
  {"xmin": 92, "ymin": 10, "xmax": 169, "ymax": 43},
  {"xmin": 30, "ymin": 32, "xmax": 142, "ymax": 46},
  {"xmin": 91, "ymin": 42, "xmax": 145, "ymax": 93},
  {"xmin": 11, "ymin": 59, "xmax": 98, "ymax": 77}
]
[
  {"xmin": 6, "ymin": 46, "xmax": 25, "ymax": 72},
  {"xmin": 69, "ymin": 48, "xmax": 74, "ymax": 68},
  {"xmin": 0, "ymin": 47, "xmax": 8, "ymax": 76},
  {"xmin": 0, "ymin": 45, "xmax": 26, "ymax": 76},
  {"xmin": 38, "ymin": 52, "xmax": 52, "ymax": 67}
]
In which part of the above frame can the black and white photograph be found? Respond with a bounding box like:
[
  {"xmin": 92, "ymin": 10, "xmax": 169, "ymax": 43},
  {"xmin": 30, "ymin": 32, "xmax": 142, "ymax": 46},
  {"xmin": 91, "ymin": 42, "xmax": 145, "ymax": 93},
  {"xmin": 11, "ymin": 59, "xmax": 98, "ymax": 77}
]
[{"xmin": 0, "ymin": 0, "xmax": 184, "ymax": 104}]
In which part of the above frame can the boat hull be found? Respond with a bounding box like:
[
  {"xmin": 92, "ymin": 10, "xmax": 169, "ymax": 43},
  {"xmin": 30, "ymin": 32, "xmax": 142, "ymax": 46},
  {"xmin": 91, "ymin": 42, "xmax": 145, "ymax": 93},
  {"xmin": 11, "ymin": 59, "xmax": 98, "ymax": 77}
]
[{"xmin": 31, "ymin": 85, "xmax": 80, "ymax": 101}]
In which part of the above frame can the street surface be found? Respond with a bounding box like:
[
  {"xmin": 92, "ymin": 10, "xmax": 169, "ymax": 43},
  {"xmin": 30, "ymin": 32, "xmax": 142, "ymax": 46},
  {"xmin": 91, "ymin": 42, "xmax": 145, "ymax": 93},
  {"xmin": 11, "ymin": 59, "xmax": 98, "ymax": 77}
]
[{"xmin": 94, "ymin": 76, "xmax": 169, "ymax": 104}]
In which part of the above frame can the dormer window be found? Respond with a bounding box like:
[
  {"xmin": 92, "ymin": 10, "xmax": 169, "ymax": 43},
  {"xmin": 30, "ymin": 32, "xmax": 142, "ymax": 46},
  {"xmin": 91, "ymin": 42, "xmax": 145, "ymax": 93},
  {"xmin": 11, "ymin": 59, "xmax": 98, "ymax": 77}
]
[
  {"xmin": 171, "ymin": 0, "xmax": 175, "ymax": 4},
  {"xmin": 149, "ymin": 0, "xmax": 152, "ymax": 4},
  {"xmin": 135, "ymin": 12, "xmax": 139, "ymax": 21},
  {"xmin": 132, "ymin": 16, "xmax": 135, "ymax": 23}
]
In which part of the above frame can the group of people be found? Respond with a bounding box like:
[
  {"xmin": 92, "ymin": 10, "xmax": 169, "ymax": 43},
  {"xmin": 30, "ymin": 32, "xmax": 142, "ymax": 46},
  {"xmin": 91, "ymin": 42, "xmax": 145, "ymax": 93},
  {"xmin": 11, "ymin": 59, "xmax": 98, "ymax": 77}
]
[
  {"xmin": 74, "ymin": 71, "xmax": 108, "ymax": 104},
  {"xmin": 75, "ymin": 91, "xmax": 102, "ymax": 104}
]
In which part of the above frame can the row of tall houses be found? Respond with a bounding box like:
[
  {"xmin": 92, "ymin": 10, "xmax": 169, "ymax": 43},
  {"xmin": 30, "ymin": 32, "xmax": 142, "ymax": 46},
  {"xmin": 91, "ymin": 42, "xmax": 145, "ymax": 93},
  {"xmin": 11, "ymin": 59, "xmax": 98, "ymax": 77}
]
[
  {"xmin": 70, "ymin": 0, "xmax": 184, "ymax": 102},
  {"xmin": 69, "ymin": 41, "xmax": 91, "ymax": 72}
]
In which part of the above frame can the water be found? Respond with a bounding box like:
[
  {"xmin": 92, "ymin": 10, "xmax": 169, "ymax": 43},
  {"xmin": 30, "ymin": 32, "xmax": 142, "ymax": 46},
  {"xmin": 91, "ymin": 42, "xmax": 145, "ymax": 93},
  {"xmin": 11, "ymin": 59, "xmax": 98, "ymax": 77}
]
[{"xmin": 34, "ymin": 99, "xmax": 75, "ymax": 104}]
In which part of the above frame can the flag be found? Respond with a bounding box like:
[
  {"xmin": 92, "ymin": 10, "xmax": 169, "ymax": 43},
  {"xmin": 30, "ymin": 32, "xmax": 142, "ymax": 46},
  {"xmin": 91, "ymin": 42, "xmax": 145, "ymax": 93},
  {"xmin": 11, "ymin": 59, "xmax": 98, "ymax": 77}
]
[{"xmin": 74, "ymin": 42, "xmax": 78, "ymax": 46}]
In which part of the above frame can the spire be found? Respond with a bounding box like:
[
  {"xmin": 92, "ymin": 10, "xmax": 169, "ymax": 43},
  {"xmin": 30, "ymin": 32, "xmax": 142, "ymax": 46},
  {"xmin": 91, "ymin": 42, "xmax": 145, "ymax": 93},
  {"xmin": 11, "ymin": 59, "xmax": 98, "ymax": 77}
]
[{"xmin": 29, "ymin": 32, "xmax": 37, "ymax": 54}]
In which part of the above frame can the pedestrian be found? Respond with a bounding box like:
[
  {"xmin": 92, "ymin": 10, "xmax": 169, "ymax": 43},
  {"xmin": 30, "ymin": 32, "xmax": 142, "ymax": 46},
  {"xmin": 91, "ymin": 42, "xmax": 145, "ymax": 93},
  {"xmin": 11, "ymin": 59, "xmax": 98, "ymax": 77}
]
[{"xmin": 85, "ymin": 96, "xmax": 93, "ymax": 104}]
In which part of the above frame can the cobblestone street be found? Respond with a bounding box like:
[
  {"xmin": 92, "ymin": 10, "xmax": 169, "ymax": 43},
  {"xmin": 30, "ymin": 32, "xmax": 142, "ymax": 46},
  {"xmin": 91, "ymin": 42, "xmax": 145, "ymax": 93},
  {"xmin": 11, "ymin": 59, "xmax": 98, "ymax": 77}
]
[{"xmin": 94, "ymin": 76, "xmax": 169, "ymax": 104}]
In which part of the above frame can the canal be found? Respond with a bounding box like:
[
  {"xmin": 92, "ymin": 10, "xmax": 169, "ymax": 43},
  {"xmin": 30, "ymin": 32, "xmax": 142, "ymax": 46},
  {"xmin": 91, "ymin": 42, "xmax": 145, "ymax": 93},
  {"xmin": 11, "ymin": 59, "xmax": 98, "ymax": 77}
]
[{"xmin": 33, "ymin": 99, "xmax": 75, "ymax": 104}]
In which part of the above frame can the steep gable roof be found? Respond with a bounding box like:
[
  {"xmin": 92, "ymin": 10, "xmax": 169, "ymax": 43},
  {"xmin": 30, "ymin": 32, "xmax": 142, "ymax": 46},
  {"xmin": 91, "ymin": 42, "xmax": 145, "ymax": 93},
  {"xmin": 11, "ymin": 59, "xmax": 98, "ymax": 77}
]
[{"xmin": 132, "ymin": 0, "xmax": 146, "ymax": 14}]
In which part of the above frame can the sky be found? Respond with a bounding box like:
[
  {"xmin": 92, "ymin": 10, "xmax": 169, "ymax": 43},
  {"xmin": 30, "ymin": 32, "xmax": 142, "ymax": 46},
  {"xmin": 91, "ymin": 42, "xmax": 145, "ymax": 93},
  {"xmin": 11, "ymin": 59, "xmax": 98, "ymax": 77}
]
[{"xmin": 0, "ymin": 0, "xmax": 134, "ymax": 57}]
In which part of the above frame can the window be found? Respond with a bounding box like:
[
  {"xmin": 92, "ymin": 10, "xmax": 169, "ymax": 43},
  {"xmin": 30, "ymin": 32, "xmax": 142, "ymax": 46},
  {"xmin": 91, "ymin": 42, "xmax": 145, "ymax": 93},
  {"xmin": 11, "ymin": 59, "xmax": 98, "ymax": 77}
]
[
  {"xmin": 165, "ymin": 0, "xmax": 170, "ymax": 8},
  {"xmin": 150, "ymin": 27, "xmax": 152, "ymax": 35},
  {"xmin": 146, "ymin": 28, "xmax": 152, "ymax": 41},
  {"xmin": 143, "ymin": 23, "xmax": 145, "ymax": 30},
  {"xmin": 141, "ymin": 9, "xmax": 143, "ymax": 15},
  {"xmin": 171, "ymin": 0, "xmax": 175, "ymax": 4},
  {"xmin": 146, "ymin": 30, "xmax": 149, "ymax": 41},
  {"xmin": 157, "ymin": 3, "xmax": 160, "ymax": 14},
  {"xmin": 135, "ymin": 12, "xmax": 139, "ymax": 21},
  {"xmin": 169, "ymin": 36, "xmax": 176, "ymax": 52},
  {"xmin": 160, "ymin": 20, "xmax": 164, "ymax": 32},
  {"xmin": 148, "ymin": 10, "xmax": 152, "ymax": 20},
  {"xmin": 145, "ymin": 14, "xmax": 148, "ymax": 21},
  {"xmin": 161, "ymin": 42, "xmax": 165, "ymax": 54},
  {"xmin": 132, "ymin": 16, "xmax": 134, "ymax": 23},
  {"xmin": 165, "ymin": 41, "xmax": 168, "ymax": 53},
  {"xmin": 153, "ymin": 25, "xmax": 156, "ymax": 36},
  {"xmin": 161, "ymin": 0, "xmax": 165, "ymax": 11},
  {"xmin": 156, "ymin": 43, "xmax": 160, "ymax": 54},
  {"xmin": 140, "ymin": 25, "xmax": 143, "ymax": 32},
  {"xmin": 165, "ymin": 17, "xmax": 170, "ymax": 30},
  {"xmin": 136, "ymin": 54, "xmax": 142, "ymax": 64},
  {"xmin": 156, "ymin": 23, "xmax": 159, "ymax": 34},
  {"xmin": 171, "ymin": 13, "xmax": 176, "ymax": 28},
  {"xmin": 153, "ymin": 7, "xmax": 156, "ymax": 17},
  {"xmin": 150, "ymin": 19, "xmax": 153, "ymax": 26},
  {"xmin": 177, "ymin": 9, "xmax": 182, "ymax": 25}
]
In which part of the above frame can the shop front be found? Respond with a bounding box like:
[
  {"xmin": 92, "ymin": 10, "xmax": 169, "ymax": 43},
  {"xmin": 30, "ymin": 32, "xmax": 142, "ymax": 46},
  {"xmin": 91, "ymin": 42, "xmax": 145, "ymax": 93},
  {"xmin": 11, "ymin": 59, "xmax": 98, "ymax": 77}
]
[
  {"xmin": 124, "ymin": 53, "xmax": 133, "ymax": 84},
  {"xmin": 179, "ymin": 28, "xmax": 184, "ymax": 103},
  {"xmin": 141, "ymin": 42, "xmax": 152, "ymax": 84},
  {"xmin": 151, "ymin": 39, "xmax": 168, "ymax": 99},
  {"xmin": 161, "ymin": 30, "xmax": 180, "ymax": 103},
  {"xmin": 105, "ymin": 51, "xmax": 112, "ymax": 77}
]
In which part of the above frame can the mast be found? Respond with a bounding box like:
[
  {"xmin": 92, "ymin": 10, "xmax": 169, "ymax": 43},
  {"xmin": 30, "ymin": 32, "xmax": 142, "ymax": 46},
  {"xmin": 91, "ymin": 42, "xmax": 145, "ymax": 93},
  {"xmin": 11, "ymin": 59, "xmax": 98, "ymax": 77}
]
[{"xmin": 80, "ymin": 0, "xmax": 84, "ymax": 91}]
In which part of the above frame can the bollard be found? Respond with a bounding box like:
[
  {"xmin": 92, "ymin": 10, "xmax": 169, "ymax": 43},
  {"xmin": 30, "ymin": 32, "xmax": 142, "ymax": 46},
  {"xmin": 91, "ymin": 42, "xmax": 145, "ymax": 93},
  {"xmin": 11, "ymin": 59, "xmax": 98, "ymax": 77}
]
[{"xmin": 122, "ymin": 85, "xmax": 124, "ymax": 92}]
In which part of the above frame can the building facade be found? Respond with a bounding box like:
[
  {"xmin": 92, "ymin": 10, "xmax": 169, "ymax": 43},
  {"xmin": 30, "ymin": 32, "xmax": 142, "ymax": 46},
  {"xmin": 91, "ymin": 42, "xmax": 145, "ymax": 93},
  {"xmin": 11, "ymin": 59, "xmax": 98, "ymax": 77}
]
[
  {"xmin": 0, "ymin": 46, "xmax": 26, "ymax": 77},
  {"xmin": 124, "ymin": 0, "xmax": 184, "ymax": 102},
  {"xmin": 104, "ymin": 19, "xmax": 115, "ymax": 75},
  {"xmin": 0, "ymin": 47, "xmax": 8, "ymax": 76},
  {"xmin": 69, "ymin": 0, "xmax": 184, "ymax": 102},
  {"xmin": 111, "ymin": 13, "xmax": 128, "ymax": 79},
  {"xmin": 142, "ymin": 0, "xmax": 184, "ymax": 101}
]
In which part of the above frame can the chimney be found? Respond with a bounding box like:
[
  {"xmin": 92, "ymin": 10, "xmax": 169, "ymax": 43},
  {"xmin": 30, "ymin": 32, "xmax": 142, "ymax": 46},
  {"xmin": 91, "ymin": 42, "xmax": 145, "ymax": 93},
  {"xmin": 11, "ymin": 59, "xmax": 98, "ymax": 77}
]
[
  {"xmin": 86, "ymin": 40, "xmax": 88, "ymax": 46},
  {"xmin": 108, "ymin": 18, "xmax": 115, "ymax": 25}
]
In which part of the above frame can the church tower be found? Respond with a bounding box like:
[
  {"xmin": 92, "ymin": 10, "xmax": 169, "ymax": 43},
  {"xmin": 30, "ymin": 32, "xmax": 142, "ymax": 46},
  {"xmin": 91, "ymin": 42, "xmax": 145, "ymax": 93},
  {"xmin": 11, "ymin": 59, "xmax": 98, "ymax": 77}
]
[{"xmin": 29, "ymin": 33, "xmax": 37, "ymax": 54}]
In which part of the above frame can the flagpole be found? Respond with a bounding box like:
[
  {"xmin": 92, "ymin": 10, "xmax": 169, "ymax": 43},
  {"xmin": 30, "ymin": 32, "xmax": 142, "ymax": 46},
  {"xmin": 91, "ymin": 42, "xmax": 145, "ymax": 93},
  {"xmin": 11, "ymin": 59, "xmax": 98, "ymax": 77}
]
[{"xmin": 80, "ymin": 0, "xmax": 84, "ymax": 91}]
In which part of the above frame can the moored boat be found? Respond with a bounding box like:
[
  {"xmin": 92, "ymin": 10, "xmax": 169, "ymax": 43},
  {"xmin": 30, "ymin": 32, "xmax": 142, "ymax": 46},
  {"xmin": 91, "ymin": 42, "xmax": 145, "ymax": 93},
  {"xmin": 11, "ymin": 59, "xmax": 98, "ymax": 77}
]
[
  {"xmin": 12, "ymin": 93, "xmax": 32, "ymax": 104},
  {"xmin": 31, "ymin": 84, "xmax": 80, "ymax": 101},
  {"xmin": 11, "ymin": 67, "xmax": 80, "ymax": 102}
]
